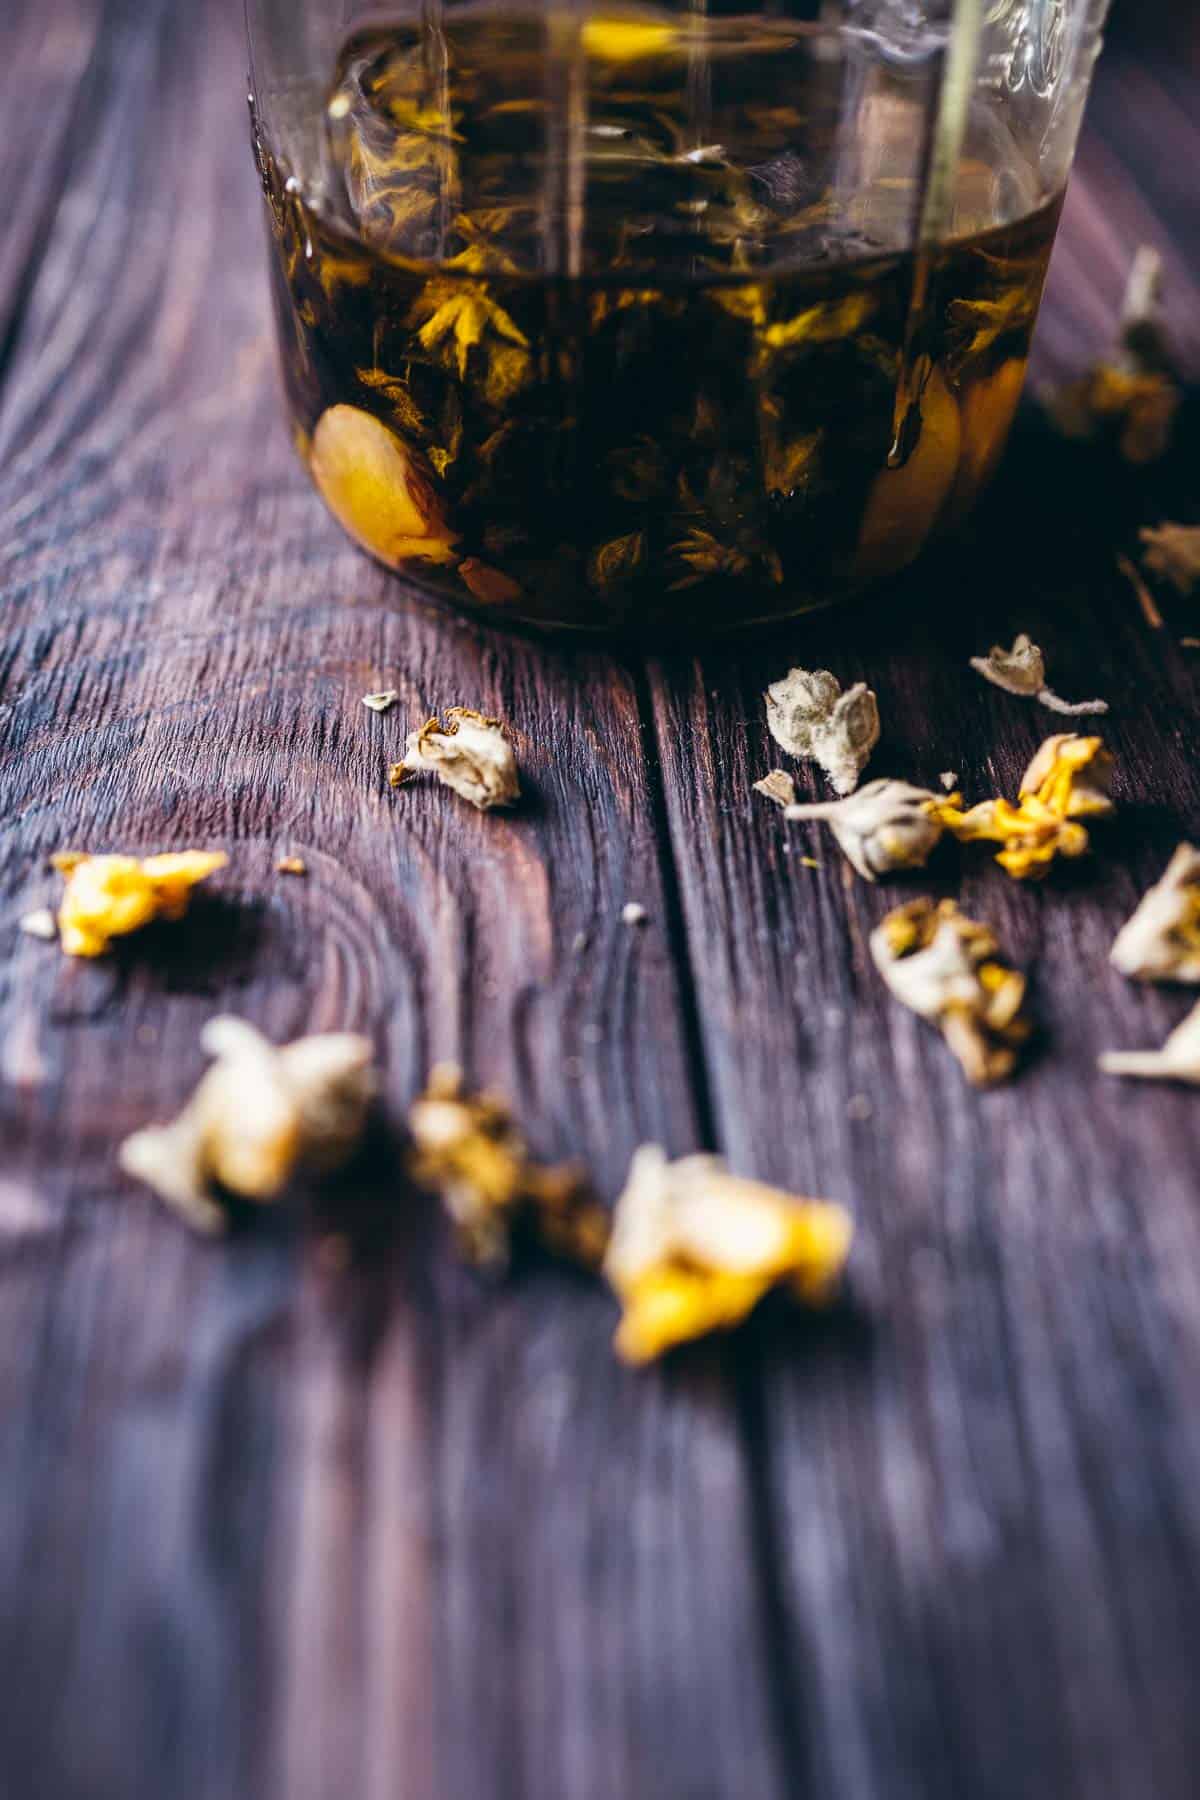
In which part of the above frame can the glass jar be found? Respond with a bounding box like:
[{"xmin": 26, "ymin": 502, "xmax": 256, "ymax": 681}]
[{"xmin": 246, "ymin": 0, "xmax": 1110, "ymax": 634}]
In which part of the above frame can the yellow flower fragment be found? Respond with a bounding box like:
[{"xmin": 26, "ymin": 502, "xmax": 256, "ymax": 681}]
[
  {"xmin": 604, "ymin": 1145, "xmax": 852, "ymax": 1364},
  {"xmin": 51, "ymin": 849, "xmax": 228, "ymax": 957},
  {"xmin": 871, "ymin": 898, "xmax": 1032, "ymax": 1086},
  {"xmin": 408, "ymin": 1064, "xmax": 610, "ymax": 1269},
  {"xmin": 930, "ymin": 734, "xmax": 1113, "ymax": 879}
]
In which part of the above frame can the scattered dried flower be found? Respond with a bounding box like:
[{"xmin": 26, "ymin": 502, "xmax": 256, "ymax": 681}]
[
  {"xmin": 939, "ymin": 771, "xmax": 959, "ymax": 791},
  {"xmin": 1043, "ymin": 247, "xmax": 1180, "ymax": 463},
  {"xmin": 604, "ymin": 1144, "xmax": 852, "ymax": 1364},
  {"xmin": 870, "ymin": 897, "xmax": 1032, "ymax": 1085},
  {"xmin": 391, "ymin": 707, "xmax": 519, "ymax": 810},
  {"xmin": 408, "ymin": 1063, "xmax": 609, "ymax": 1268},
  {"xmin": 277, "ymin": 857, "xmax": 307, "ymax": 876},
  {"xmin": 18, "ymin": 908, "xmax": 57, "ymax": 941},
  {"xmin": 362, "ymin": 689, "xmax": 399, "ymax": 713},
  {"xmin": 51, "ymin": 849, "xmax": 228, "ymax": 957},
  {"xmin": 782, "ymin": 779, "xmax": 950, "ymax": 882},
  {"xmin": 119, "ymin": 1017, "xmax": 375, "ymax": 1233},
  {"xmin": 753, "ymin": 769, "xmax": 798, "ymax": 810},
  {"xmin": 1139, "ymin": 523, "xmax": 1200, "ymax": 597},
  {"xmin": 622, "ymin": 902, "xmax": 648, "ymax": 926},
  {"xmin": 931, "ymin": 734, "xmax": 1113, "ymax": 880},
  {"xmin": 969, "ymin": 634, "xmax": 1107, "ymax": 716},
  {"xmin": 1110, "ymin": 844, "xmax": 1200, "ymax": 983},
  {"xmin": 1099, "ymin": 1001, "xmax": 1200, "ymax": 1085},
  {"xmin": 765, "ymin": 667, "xmax": 880, "ymax": 796}
]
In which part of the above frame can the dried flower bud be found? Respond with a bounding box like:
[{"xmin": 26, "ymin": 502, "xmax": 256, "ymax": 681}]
[
  {"xmin": 1044, "ymin": 247, "xmax": 1181, "ymax": 463},
  {"xmin": 1110, "ymin": 844, "xmax": 1200, "ymax": 983},
  {"xmin": 871, "ymin": 898, "xmax": 1032, "ymax": 1085},
  {"xmin": 765, "ymin": 666, "xmax": 880, "ymax": 796},
  {"xmin": 969, "ymin": 634, "xmax": 1107, "ymax": 716},
  {"xmin": 392, "ymin": 706, "xmax": 519, "ymax": 810},
  {"xmin": 408, "ymin": 1064, "xmax": 608, "ymax": 1269},
  {"xmin": 1099, "ymin": 1001, "xmax": 1200, "ymax": 1085},
  {"xmin": 931, "ymin": 734, "xmax": 1113, "ymax": 880},
  {"xmin": 604, "ymin": 1144, "xmax": 852, "ymax": 1364},
  {"xmin": 52, "ymin": 849, "xmax": 227, "ymax": 957},
  {"xmin": 309, "ymin": 404, "xmax": 459, "ymax": 570},
  {"xmin": 782, "ymin": 779, "xmax": 949, "ymax": 881},
  {"xmin": 1139, "ymin": 523, "xmax": 1200, "ymax": 597},
  {"xmin": 119, "ymin": 1017, "xmax": 375, "ymax": 1233}
]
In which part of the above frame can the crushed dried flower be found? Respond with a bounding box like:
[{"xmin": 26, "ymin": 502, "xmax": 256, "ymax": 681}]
[
  {"xmin": 52, "ymin": 849, "xmax": 228, "ymax": 957},
  {"xmin": 871, "ymin": 897, "xmax": 1032, "ymax": 1085},
  {"xmin": 753, "ymin": 769, "xmax": 797, "ymax": 810},
  {"xmin": 18, "ymin": 908, "xmax": 57, "ymax": 941},
  {"xmin": 277, "ymin": 857, "xmax": 307, "ymax": 876},
  {"xmin": 765, "ymin": 666, "xmax": 880, "ymax": 796},
  {"xmin": 931, "ymin": 734, "xmax": 1113, "ymax": 880},
  {"xmin": 1139, "ymin": 523, "xmax": 1200, "ymax": 597},
  {"xmin": 604, "ymin": 1144, "xmax": 852, "ymax": 1364},
  {"xmin": 408, "ymin": 1063, "xmax": 609, "ymax": 1268},
  {"xmin": 1099, "ymin": 1001, "xmax": 1200, "ymax": 1085},
  {"xmin": 119, "ymin": 1016, "xmax": 375, "ymax": 1233},
  {"xmin": 1043, "ymin": 246, "xmax": 1180, "ymax": 463},
  {"xmin": 391, "ymin": 706, "xmax": 519, "ymax": 810},
  {"xmin": 1110, "ymin": 844, "xmax": 1200, "ymax": 983},
  {"xmin": 782, "ymin": 779, "xmax": 951, "ymax": 882},
  {"xmin": 969, "ymin": 633, "xmax": 1107, "ymax": 716},
  {"xmin": 362, "ymin": 689, "xmax": 399, "ymax": 713}
]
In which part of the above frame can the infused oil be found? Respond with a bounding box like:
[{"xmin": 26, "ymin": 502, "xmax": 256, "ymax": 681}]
[{"xmin": 254, "ymin": 9, "xmax": 1062, "ymax": 631}]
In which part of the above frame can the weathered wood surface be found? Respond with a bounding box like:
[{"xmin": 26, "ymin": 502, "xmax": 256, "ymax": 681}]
[{"xmin": 0, "ymin": 1, "xmax": 1197, "ymax": 1796}]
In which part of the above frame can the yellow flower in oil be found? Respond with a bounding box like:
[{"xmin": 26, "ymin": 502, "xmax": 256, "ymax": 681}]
[
  {"xmin": 580, "ymin": 17, "xmax": 678, "ymax": 61},
  {"xmin": 605, "ymin": 1145, "xmax": 852, "ymax": 1365},
  {"xmin": 309, "ymin": 405, "xmax": 459, "ymax": 570},
  {"xmin": 408, "ymin": 278, "xmax": 532, "ymax": 408},
  {"xmin": 52, "ymin": 849, "xmax": 228, "ymax": 958}
]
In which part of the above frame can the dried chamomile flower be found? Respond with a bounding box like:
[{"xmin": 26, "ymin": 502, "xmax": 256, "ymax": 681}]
[
  {"xmin": 407, "ymin": 277, "xmax": 531, "ymax": 409},
  {"xmin": 1110, "ymin": 844, "xmax": 1200, "ymax": 983},
  {"xmin": 1044, "ymin": 246, "xmax": 1180, "ymax": 463},
  {"xmin": 782, "ymin": 780, "xmax": 951, "ymax": 882},
  {"xmin": 119, "ymin": 1017, "xmax": 375, "ymax": 1234},
  {"xmin": 604, "ymin": 1144, "xmax": 852, "ymax": 1364},
  {"xmin": 391, "ymin": 707, "xmax": 519, "ymax": 810},
  {"xmin": 931, "ymin": 734, "xmax": 1113, "ymax": 880},
  {"xmin": 362, "ymin": 689, "xmax": 398, "ymax": 713},
  {"xmin": 969, "ymin": 634, "xmax": 1108, "ymax": 716},
  {"xmin": 52, "ymin": 849, "xmax": 228, "ymax": 957},
  {"xmin": 753, "ymin": 770, "xmax": 797, "ymax": 810},
  {"xmin": 408, "ymin": 1064, "xmax": 609, "ymax": 1269},
  {"xmin": 1099, "ymin": 1001, "xmax": 1200, "ymax": 1085},
  {"xmin": 871, "ymin": 898, "xmax": 1032, "ymax": 1085},
  {"xmin": 1139, "ymin": 523, "xmax": 1200, "ymax": 597},
  {"xmin": 765, "ymin": 667, "xmax": 880, "ymax": 796}
]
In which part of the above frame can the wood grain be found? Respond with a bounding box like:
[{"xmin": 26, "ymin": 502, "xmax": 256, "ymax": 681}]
[{"xmin": 0, "ymin": 0, "xmax": 1198, "ymax": 1796}]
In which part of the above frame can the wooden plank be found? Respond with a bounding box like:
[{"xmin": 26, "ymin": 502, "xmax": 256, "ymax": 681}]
[
  {"xmin": 0, "ymin": 3, "xmax": 784, "ymax": 1797},
  {"xmin": 0, "ymin": 0, "xmax": 104, "ymax": 373},
  {"xmin": 647, "ymin": 42, "xmax": 1200, "ymax": 1799}
]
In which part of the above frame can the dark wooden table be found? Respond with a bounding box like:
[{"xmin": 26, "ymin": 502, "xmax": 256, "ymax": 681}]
[{"xmin": 2, "ymin": 2, "xmax": 1198, "ymax": 1795}]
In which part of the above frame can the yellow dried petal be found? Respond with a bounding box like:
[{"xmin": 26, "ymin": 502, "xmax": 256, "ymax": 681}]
[
  {"xmin": 309, "ymin": 405, "xmax": 459, "ymax": 570},
  {"xmin": 55, "ymin": 850, "xmax": 227, "ymax": 957},
  {"xmin": 931, "ymin": 736, "xmax": 1113, "ymax": 880}
]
